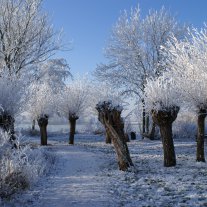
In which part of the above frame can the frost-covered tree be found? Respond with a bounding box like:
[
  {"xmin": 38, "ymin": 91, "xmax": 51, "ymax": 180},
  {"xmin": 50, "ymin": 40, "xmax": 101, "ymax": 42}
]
[
  {"xmin": 30, "ymin": 58, "xmax": 71, "ymax": 130},
  {"xmin": 0, "ymin": 0, "xmax": 61, "ymax": 75},
  {"xmin": 95, "ymin": 6, "xmax": 186, "ymax": 137},
  {"xmin": 0, "ymin": 71, "xmax": 27, "ymax": 144},
  {"xmin": 35, "ymin": 58, "xmax": 71, "ymax": 92},
  {"xmin": 162, "ymin": 27, "xmax": 207, "ymax": 162},
  {"xmin": 96, "ymin": 101, "xmax": 134, "ymax": 171},
  {"xmin": 145, "ymin": 75, "xmax": 180, "ymax": 167},
  {"xmin": 27, "ymin": 82, "xmax": 54, "ymax": 145},
  {"xmin": 57, "ymin": 79, "xmax": 90, "ymax": 144}
]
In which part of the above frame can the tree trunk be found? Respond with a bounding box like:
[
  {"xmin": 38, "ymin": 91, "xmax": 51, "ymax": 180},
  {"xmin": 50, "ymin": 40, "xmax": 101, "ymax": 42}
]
[
  {"xmin": 146, "ymin": 114, "xmax": 149, "ymax": 134},
  {"xmin": 0, "ymin": 113, "xmax": 16, "ymax": 147},
  {"xmin": 125, "ymin": 133, "xmax": 130, "ymax": 142},
  {"xmin": 196, "ymin": 109, "xmax": 206, "ymax": 162},
  {"xmin": 105, "ymin": 128, "xmax": 112, "ymax": 144},
  {"xmin": 69, "ymin": 116, "xmax": 79, "ymax": 145},
  {"xmin": 32, "ymin": 119, "xmax": 36, "ymax": 131},
  {"xmin": 105, "ymin": 120, "xmax": 133, "ymax": 171},
  {"xmin": 96, "ymin": 102, "xmax": 134, "ymax": 171},
  {"xmin": 141, "ymin": 121, "xmax": 156, "ymax": 140},
  {"xmin": 37, "ymin": 116, "xmax": 48, "ymax": 146},
  {"xmin": 142, "ymin": 99, "xmax": 146, "ymax": 139},
  {"xmin": 149, "ymin": 122, "xmax": 156, "ymax": 140},
  {"xmin": 160, "ymin": 123, "xmax": 176, "ymax": 167},
  {"xmin": 152, "ymin": 106, "xmax": 179, "ymax": 167}
]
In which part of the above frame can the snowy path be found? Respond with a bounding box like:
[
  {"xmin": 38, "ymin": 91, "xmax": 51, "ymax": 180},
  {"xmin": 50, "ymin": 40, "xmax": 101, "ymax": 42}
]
[{"xmin": 14, "ymin": 144, "xmax": 115, "ymax": 207}]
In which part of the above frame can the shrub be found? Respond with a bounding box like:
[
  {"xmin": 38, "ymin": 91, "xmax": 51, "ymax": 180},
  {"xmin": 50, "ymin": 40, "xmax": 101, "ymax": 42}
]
[{"xmin": 0, "ymin": 130, "xmax": 55, "ymax": 200}]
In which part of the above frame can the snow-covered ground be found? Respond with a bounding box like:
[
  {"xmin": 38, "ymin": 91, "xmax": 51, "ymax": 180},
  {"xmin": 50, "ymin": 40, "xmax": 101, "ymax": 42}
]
[{"xmin": 3, "ymin": 133, "xmax": 207, "ymax": 207}]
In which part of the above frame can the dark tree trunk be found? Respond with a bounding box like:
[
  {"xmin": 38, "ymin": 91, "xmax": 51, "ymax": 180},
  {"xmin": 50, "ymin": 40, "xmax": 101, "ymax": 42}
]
[
  {"xmin": 141, "ymin": 121, "xmax": 156, "ymax": 140},
  {"xmin": 142, "ymin": 99, "xmax": 146, "ymax": 139},
  {"xmin": 196, "ymin": 109, "xmax": 206, "ymax": 162},
  {"xmin": 37, "ymin": 115, "xmax": 48, "ymax": 146},
  {"xmin": 160, "ymin": 123, "xmax": 176, "ymax": 167},
  {"xmin": 125, "ymin": 133, "xmax": 130, "ymax": 142},
  {"xmin": 149, "ymin": 122, "xmax": 156, "ymax": 140},
  {"xmin": 0, "ymin": 113, "xmax": 16, "ymax": 147},
  {"xmin": 146, "ymin": 115, "xmax": 149, "ymax": 134},
  {"xmin": 96, "ymin": 102, "xmax": 134, "ymax": 171},
  {"xmin": 105, "ymin": 119, "xmax": 133, "ymax": 171},
  {"xmin": 69, "ymin": 115, "xmax": 79, "ymax": 145},
  {"xmin": 105, "ymin": 128, "xmax": 112, "ymax": 144},
  {"xmin": 32, "ymin": 119, "xmax": 36, "ymax": 131},
  {"xmin": 152, "ymin": 106, "xmax": 179, "ymax": 167}
]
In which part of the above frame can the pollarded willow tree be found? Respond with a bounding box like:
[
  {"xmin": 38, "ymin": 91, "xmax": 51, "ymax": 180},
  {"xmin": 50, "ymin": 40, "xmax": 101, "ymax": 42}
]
[
  {"xmin": 162, "ymin": 27, "xmax": 207, "ymax": 162},
  {"xmin": 91, "ymin": 83, "xmax": 125, "ymax": 144},
  {"xmin": 96, "ymin": 101, "xmax": 134, "ymax": 171},
  {"xmin": 145, "ymin": 75, "xmax": 180, "ymax": 167},
  {"xmin": 94, "ymin": 6, "xmax": 186, "ymax": 138},
  {"xmin": 0, "ymin": 0, "xmax": 62, "ymax": 75},
  {"xmin": 27, "ymin": 83, "xmax": 54, "ymax": 145},
  {"xmin": 57, "ymin": 78, "xmax": 90, "ymax": 145}
]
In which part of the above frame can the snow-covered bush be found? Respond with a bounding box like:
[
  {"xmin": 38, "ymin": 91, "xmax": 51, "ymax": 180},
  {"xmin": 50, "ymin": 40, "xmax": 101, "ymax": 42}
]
[{"xmin": 0, "ymin": 130, "xmax": 54, "ymax": 199}]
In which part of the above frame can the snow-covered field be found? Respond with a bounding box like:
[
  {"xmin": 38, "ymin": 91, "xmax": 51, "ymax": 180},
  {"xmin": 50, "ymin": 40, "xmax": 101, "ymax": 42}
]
[{"xmin": 3, "ymin": 133, "xmax": 207, "ymax": 207}]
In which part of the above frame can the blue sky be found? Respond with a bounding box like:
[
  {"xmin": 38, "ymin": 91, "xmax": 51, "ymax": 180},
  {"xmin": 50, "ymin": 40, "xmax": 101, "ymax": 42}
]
[{"xmin": 43, "ymin": 0, "xmax": 207, "ymax": 76}]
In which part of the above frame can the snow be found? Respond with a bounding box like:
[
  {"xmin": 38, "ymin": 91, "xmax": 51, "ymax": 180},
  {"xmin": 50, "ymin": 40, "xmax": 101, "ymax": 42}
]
[
  {"xmin": 161, "ymin": 26, "xmax": 207, "ymax": 112},
  {"xmin": 3, "ymin": 133, "xmax": 207, "ymax": 207},
  {"xmin": 16, "ymin": 145, "xmax": 113, "ymax": 207},
  {"xmin": 96, "ymin": 100, "xmax": 123, "ymax": 112},
  {"xmin": 145, "ymin": 74, "xmax": 180, "ymax": 112}
]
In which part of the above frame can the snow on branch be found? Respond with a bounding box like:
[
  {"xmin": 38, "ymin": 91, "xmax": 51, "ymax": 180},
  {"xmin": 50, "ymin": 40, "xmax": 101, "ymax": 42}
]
[
  {"xmin": 34, "ymin": 58, "xmax": 72, "ymax": 92},
  {"xmin": 161, "ymin": 25, "xmax": 207, "ymax": 111},
  {"xmin": 27, "ymin": 82, "xmax": 55, "ymax": 120},
  {"xmin": 0, "ymin": 0, "xmax": 63, "ymax": 75},
  {"xmin": 144, "ymin": 74, "xmax": 180, "ymax": 112},
  {"xmin": 94, "ymin": 5, "xmax": 187, "ymax": 98},
  {"xmin": 0, "ymin": 71, "xmax": 27, "ymax": 117},
  {"xmin": 96, "ymin": 100, "xmax": 123, "ymax": 112},
  {"xmin": 57, "ymin": 77, "xmax": 91, "ymax": 120}
]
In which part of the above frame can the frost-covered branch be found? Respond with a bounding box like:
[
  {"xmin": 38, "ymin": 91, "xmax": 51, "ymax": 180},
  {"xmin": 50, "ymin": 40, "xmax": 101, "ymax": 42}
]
[
  {"xmin": 94, "ymin": 6, "xmax": 187, "ymax": 98},
  {"xmin": 0, "ymin": 0, "xmax": 63, "ymax": 75}
]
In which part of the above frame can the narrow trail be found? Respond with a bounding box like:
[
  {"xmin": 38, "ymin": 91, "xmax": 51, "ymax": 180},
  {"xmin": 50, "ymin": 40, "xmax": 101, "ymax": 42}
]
[{"xmin": 13, "ymin": 144, "xmax": 116, "ymax": 207}]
